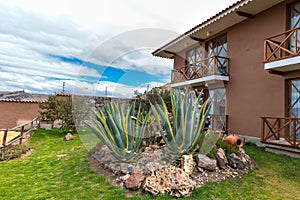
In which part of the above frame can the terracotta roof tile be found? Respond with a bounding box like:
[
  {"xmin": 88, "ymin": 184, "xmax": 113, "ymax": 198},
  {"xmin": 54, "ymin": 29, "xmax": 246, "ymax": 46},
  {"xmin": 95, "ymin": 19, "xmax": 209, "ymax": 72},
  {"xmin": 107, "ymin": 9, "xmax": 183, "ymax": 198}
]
[{"xmin": 56, "ymin": 92, "xmax": 72, "ymax": 97}]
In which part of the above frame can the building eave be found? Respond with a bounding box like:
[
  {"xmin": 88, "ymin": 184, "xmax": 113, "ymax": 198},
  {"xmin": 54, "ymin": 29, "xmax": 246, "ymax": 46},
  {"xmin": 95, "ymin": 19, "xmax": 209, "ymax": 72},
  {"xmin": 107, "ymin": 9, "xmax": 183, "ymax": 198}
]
[{"xmin": 153, "ymin": 0, "xmax": 284, "ymax": 58}]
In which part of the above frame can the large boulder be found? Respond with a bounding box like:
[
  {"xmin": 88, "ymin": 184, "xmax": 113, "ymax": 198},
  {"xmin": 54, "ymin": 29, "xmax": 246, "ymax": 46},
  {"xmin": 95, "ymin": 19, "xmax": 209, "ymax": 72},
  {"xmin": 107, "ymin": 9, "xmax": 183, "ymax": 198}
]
[
  {"xmin": 196, "ymin": 154, "xmax": 217, "ymax": 171},
  {"xmin": 143, "ymin": 165, "xmax": 196, "ymax": 197},
  {"xmin": 215, "ymin": 148, "xmax": 228, "ymax": 169}
]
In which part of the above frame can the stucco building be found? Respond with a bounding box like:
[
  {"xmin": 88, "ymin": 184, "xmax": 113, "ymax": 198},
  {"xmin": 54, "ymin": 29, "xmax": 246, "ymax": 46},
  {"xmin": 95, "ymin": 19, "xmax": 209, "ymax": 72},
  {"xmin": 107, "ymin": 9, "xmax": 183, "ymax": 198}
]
[{"xmin": 153, "ymin": 0, "xmax": 300, "ymax": 149}]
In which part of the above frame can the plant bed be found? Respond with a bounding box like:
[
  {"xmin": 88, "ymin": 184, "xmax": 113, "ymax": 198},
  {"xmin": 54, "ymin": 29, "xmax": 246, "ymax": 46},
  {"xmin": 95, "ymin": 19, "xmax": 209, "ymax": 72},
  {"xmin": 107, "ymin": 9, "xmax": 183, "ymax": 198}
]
[
  {"xmin": 86, "ymin": 89, "xmax": 257, "ymax": 197},
  {"xmin": 89, "ymin": 142, "xmax": 257, "ymax": 198}
]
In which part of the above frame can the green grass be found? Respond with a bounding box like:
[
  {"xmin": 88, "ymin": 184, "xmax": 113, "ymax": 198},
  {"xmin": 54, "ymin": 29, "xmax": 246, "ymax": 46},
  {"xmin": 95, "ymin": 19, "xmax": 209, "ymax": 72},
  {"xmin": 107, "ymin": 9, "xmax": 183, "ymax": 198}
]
[{"xmin": 0, "ymin": 129, "xmax": 299, "ymax": 200}]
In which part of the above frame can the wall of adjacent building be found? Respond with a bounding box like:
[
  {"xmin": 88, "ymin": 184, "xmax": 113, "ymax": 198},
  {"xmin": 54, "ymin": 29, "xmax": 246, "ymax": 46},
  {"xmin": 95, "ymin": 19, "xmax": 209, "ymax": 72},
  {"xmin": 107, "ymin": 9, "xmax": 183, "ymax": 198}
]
[
  {"xmin": 0, "ymin": 101, "xmax": 40, "ymax": 129},
  {"xmin": 225, "ymin": 2, "xmax": 286, "ymax": 137}
]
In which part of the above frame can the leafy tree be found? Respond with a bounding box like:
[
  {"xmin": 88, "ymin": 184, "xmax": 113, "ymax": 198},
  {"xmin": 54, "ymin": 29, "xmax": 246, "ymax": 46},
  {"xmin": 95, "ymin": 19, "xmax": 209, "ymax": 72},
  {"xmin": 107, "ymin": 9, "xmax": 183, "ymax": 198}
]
[
  {"xmin": 39, "ymin": 95, "xmax": 59, "ymax": 128},
  {"xmin": 39, "ymin": 95, "xmax": 75, "ymax": 132}
]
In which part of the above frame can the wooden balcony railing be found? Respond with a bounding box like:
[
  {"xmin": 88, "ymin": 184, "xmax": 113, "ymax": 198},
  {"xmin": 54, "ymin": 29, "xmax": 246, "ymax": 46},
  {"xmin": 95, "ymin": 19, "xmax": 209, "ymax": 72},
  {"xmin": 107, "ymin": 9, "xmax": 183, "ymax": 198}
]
[
  {"xmin": 171, "ymin": 56, "xmax": 229, "ymax": 83},
  {"xmin": 261, "ymin": 117, "xmax": 300, "ymax": 148},
  {"xmin": 264, "ymin": 27, "xmax": 300, "ymax": 63}
]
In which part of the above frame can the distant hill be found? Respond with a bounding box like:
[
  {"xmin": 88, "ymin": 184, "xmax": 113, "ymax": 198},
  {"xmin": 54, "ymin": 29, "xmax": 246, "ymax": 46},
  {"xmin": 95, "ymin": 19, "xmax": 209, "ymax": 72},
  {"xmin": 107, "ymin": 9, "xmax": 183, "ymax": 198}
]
[{"xmin": 0, "ymin": 90, "xmax": 48, "ymax": 102}]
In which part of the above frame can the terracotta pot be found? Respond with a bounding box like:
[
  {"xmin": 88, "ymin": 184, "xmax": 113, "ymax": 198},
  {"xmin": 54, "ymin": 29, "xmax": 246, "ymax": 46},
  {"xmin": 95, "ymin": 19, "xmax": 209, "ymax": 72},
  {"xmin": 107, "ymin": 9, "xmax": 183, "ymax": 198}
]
[{"xmin": 224, "ymin": 134, "xmax": 244, "ymax": 148}]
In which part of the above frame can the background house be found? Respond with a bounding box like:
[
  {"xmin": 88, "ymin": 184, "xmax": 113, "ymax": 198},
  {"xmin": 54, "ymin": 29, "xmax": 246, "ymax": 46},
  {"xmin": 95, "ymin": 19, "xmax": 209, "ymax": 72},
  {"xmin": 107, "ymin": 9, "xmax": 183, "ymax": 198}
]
[{"xmin": 0, "ymin": 91, "xmax": 47, "ymax": 129}]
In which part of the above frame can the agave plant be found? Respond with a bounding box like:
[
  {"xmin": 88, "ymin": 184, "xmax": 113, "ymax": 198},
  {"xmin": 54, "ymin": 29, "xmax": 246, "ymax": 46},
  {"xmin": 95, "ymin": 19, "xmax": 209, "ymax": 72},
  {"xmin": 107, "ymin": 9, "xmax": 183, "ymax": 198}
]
[
  {"xmin": 87, "ymin": 101, "xmax": 149, "ymax": 162},
  {"xmin": 151, "ymin": 89, "xmax": 211, "ymax": 159}
]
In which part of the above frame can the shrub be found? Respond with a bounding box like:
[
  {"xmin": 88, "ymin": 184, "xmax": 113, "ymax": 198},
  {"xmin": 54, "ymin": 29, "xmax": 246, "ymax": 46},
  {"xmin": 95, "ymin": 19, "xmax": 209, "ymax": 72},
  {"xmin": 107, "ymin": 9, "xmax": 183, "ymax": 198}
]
[
  {"xmin": 0, "ymin": 144, "xmax": 30, "ymax": 161},
  {"xmin": 207, "ymin": 139, "xmax": 240, "ymax": 158},
  {"xmin": 39, "ymin": 95, "xmax": 75, "ymax": 132}
]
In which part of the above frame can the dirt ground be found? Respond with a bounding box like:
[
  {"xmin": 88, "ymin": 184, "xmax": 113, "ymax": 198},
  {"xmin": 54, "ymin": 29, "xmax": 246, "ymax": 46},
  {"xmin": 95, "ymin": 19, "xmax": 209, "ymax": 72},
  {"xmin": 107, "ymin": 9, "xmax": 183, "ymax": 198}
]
[{"xmin": 0, "ymin": 130, "xmax": 20, "ymax": 147}]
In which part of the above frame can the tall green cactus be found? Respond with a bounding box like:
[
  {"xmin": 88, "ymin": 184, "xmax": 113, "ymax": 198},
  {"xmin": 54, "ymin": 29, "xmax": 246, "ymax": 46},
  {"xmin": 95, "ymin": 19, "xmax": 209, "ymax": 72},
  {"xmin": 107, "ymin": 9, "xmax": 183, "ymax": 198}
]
[
  {"xmin": 151, "ymin": 89, "xmax": 211, "ymax": 158},
  {"xmin": 87, "ymin": 101, "xmax": 149, "ymax": 162}
]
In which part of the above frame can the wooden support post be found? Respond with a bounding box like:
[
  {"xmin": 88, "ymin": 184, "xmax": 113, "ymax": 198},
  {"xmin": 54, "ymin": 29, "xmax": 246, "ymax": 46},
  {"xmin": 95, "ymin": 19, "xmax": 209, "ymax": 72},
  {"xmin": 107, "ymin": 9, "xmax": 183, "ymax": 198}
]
[
  {"xmin": 261, "ymin": 118, "xmax": 265, "ymax": 142},
  {"xmin": 2, "ymin": 129, "xmax": 8, "ymax": 148},
  {"xmin": 19, "ymin": 126, "xmax": 24, "ymax": 145},
  {"xmin": 293, "ymin": 120, "xmax": 297, "ymax": 147}
]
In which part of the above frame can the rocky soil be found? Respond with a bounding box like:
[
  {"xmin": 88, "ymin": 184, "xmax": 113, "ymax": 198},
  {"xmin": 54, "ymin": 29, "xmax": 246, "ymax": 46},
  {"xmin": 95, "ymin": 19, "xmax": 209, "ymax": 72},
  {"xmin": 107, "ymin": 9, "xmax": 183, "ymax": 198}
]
[{"xmin": 89, "ymin": 144, "xmax": 257, "ymax": 198}]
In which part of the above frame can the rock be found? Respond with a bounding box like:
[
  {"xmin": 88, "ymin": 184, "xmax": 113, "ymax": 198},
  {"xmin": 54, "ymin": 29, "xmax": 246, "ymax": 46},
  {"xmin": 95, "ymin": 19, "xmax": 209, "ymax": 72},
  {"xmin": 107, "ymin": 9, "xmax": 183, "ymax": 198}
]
[
  {"xmin": 132, "ymin": 166, "xmax": 143, "ymax": 175},
  {"xmin": 93, "ymin": 145, "xmax": 113, "ymax": 164},
  {"xmin": 145, "ymin": 162, "xmax": 163, "ymax": 175},
  {"xmin": 228, "ymin": 153, "xmax": 245, "ymax": 170},
  {"xmin": 240, "ymin": 149, "xmax": 257, "ymax": 169},
  {"xmin": 120, "ymin": 174, "xmax": 130, "ymax": 182},
  {"xmin": 143, "ymin": 165, "xmax": 196, "ymax": 197},
  {"xmin": 215, "ymin": 148, "xmax": 228, "ymax": 169},
  {"xmin": 181, "ymin": 154, "xmax": 194, "ymax": 174},
  {"xmin": 197, "ymin": 167, "xmax": 204, "ymax": 173},
  {"xmin": 196, "ymin": 154, "xmax": 217, "ymax": 171},
  {"xmin": 119, "ymin": 163, "xmax": 130, "ymax": 175},
  {"xmin": 64, "ymin": 133, "xmax": 73, "ymax": 141},
  {"xmin": 125, "ymin": 173, "xmax": 145, "ymax": 190}
]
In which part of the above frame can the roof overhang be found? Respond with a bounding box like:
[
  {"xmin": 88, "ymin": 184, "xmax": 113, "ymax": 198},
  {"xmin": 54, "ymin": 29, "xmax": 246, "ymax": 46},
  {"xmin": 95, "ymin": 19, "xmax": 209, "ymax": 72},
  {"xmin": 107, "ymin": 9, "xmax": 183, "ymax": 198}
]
[{"xmin": 153, "ymin": 0, "xmax": 285, "ymax": 58}]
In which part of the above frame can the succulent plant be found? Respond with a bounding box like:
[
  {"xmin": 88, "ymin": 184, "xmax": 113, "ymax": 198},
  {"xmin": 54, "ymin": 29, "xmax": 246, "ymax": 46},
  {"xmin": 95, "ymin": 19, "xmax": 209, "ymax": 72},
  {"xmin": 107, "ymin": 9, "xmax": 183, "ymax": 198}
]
[
  {"xmin": 87, "ymin": 101, "xmax": 149, "ymax": 162},
  {"xmin": 151, "ymin": 89, "xmax": 211, "ymax": 159}
]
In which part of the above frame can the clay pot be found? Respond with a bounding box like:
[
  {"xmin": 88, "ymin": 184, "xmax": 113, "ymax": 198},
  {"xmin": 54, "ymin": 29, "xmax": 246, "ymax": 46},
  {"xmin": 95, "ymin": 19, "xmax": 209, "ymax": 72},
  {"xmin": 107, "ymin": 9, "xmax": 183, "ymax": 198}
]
[{"xmin": 224, "ymin": 134, "xmax": 244, "ymax": 148}]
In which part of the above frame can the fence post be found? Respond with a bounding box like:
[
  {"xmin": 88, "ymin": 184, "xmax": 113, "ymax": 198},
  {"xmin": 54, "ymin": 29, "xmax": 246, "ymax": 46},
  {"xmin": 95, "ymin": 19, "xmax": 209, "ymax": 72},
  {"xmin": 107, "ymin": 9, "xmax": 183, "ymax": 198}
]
[
  {"xmin": 261, "ymin": 118, "xmax": 265, "ymax": 142},
  {"xmin": 2, "ymin": 129, "xmax": 8, "ymax": 148},
  {"xmin": 19, "ymin": 126, "xmax": 24, "ymax": 145}
]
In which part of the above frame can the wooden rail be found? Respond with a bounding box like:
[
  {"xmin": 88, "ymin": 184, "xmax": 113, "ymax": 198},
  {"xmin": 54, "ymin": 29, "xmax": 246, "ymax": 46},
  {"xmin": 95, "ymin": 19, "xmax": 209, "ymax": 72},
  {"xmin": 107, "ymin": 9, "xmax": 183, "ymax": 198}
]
[
  {"xmin": 264, "ymin": 28, "xmax": 300, "ymax": 62},
  {"xmin": 0, "ymin": 117, "xmax": 39, "ymax": 148},
  {"xmin": 261, "ymin": 117, "xmax": 300, "ymax": 148},
  {"xmin": 171, "ymin": 56, "xmax": 229, "ymax": 83}
]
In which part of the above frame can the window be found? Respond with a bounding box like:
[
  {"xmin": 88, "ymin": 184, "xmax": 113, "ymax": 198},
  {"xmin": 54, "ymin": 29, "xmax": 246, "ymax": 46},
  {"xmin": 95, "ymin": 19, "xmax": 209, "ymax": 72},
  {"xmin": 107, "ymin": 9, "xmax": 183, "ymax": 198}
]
[
  {"xmin": 290, "ymin": 1, "xmax": 300, "ymax": 29},
  {"xmin": 208, "ymin": 88, "xmax": 226, "ymax": 132},
  {"xmin": 186, "ymin": 46, "xmax": 203, "ymax": 78},
  {"xmin": 207, "ymin": 35, "xmax": 228, "ymax": 75},
  {"xmin": 289, "ymin": 2, "xmax": 300, "ymax": 52},
  {"xmin": 288, "ymin": 79, "xmax": 300, "ymax": 140}
]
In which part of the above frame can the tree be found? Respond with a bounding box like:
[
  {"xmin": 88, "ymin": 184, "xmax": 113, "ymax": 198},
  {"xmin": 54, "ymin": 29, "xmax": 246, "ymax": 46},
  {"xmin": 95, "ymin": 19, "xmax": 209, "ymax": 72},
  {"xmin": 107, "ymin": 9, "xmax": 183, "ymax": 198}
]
[{"xmin": 39, "ymin": 95, "xmax": 75, "ymax": 132}]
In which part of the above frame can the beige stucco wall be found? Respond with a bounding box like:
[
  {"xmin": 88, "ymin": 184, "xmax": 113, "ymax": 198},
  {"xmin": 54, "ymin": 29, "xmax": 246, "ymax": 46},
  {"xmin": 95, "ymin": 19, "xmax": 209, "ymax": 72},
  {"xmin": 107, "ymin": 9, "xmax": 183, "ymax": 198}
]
[{"xmin": 0, "ymin": 101, "xmax": 40, "ymax": 129}]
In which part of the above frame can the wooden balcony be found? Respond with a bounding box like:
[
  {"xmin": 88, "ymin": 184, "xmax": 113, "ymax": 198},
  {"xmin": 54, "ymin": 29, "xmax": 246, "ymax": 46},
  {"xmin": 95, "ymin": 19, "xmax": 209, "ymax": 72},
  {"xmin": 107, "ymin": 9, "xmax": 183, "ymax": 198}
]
[
  {"xmin": 171, "ymin": 56, "xmax": 229, "ymax": 84},
  {"xmin": 261, "ymin": 117, "xmax": 300, "ymax": 149},
  {"xmin": 264, "ymin": 28, "xmax": 300, "ymax": 72}
]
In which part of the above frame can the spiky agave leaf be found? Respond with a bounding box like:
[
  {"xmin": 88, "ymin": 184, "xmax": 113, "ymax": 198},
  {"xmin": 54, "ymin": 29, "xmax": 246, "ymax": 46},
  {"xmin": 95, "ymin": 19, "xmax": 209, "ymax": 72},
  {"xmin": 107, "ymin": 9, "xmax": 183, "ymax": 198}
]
[
  {"xmin": 151, "ymin": 89, "xmax": 211, "ymax": 159},
  {"xmin": 87, "ymin": 101, "xmax": 150, "ymax": 162}
]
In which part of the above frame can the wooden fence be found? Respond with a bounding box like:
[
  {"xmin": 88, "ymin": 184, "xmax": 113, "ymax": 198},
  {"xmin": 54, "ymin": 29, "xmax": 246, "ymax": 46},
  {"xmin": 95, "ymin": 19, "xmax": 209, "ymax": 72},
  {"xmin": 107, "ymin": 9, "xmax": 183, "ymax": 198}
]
[
  {"xmin": 261, "ymin": 117, "xmax": 300, "ymax": 148},
  {"xmin": 0, "ymin": 117, "xmax": 39, "ymax": 148}
]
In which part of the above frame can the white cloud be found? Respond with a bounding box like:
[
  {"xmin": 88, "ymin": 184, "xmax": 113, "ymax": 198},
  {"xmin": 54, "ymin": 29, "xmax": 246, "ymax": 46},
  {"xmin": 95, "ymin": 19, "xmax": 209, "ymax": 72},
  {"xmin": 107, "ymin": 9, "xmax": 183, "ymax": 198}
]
[{"xmin": 0, "ymin": 0, "xmax": 239, "ymax": 94}]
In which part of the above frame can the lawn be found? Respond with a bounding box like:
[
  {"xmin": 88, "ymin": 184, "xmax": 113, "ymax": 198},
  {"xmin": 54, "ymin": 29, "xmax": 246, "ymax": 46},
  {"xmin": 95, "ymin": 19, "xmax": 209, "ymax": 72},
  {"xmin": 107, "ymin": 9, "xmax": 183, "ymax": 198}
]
[{"xmin": 0, "ymin": 129, "xmax": 299, "ymax": 200}]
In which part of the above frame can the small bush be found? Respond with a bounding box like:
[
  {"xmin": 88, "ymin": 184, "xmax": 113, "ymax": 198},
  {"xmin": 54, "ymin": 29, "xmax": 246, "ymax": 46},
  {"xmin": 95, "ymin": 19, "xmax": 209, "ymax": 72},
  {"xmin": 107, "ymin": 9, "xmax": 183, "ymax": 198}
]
[
  {"xmin": 207, "ymin": 139, "xmax": 240, "ymax": 158},
  {"xmin": 0, "ymin": 144, "xmax": 30, "ymax": 161}
]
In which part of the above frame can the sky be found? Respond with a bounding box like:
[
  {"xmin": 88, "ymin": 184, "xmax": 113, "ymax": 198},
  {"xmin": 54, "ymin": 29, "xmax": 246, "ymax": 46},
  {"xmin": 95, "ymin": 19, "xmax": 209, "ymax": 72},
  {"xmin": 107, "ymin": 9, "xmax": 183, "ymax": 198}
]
[{"xmin": 0, "ymin": 0, "xmax": 238, "ymax": 97}]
